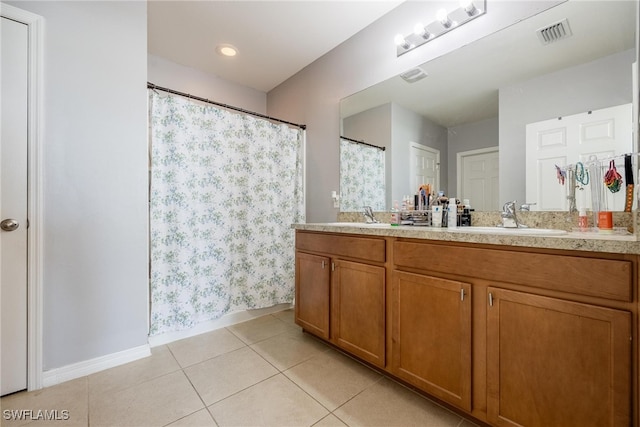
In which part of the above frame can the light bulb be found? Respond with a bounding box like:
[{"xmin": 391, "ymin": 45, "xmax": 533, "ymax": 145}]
[
  {"xmin": 413, "ymin": 22, "xmax": 430, "ymax": 39},
  {"xmin": 460, "ymin": 0, "xmax": 478, "ymax": 16},
  {"xmin": 436, "ymin": 8, "xmax": 452, "ymax": 28},
  {"xmin": 394, "ymin": 33, "xmax": 410, "ymax": 49}
]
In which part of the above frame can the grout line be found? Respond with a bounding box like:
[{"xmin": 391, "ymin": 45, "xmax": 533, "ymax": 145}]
[
  {"xmin": 277, "ymin": 373, "xmax": 333, "ymax": 422},
  {"xmin": 205, "ymin": 406, "xmax": 221, "ymax": 427},
  {"xmin": 204, "ymin": 371, "xmax": 282, "ymax": 410}
]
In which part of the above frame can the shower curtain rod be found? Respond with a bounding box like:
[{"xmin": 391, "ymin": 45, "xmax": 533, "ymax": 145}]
[
  {"xmin": 147, "ymin": 82, "xmax": 306, "ymax": 130},
  {"xmin": 340, "ymin": 135, "xmax": 386, "ymax": 151}
]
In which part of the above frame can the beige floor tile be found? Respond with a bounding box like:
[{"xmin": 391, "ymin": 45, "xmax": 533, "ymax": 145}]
[
  {"xmin": 459, "ymin": 419, "xmax": 481, "ymax": 427},
  {"xmin": 312, "ymin": 414, "xmax": 348, "ymax": 427},
  {"xmin": 272, "ymin": 309, "xmax": 295, "ymax": 325},
  {"xmin": 284, "ymin": 349, "xmax": 382, "ymax": 411},
  {"xmin": 0, "ymin": 378, "xmax": 88, "ymax": 427},
  {"xmin": 88, "ymin": 345, "xmax": 180, "ymax": 397},
  {"xmin": 208, "ymin": 374, "xmax": 328, "ymax": 426},
  {"xmin": 166, "ymin": 409, "xmax": 217, "ymax": 427},
  {"xmin": 333, "ymin": 377, "xmax": 463, "ymax": 427},
  {"xmin": 89, "ymin": 370, "xmax": 203, "ymax": 427},
  {"xmin": 250, "ymin": 329, "xmax": 329, "ymax": 371},
  {"xmin": 168, "ymin": 328, "xmax": 246, "ymax": 368},
  {"xmin": 226, "ymin": 314, "xmax": 298, "ymax": 345},
  {"xmin": 184, "ymin": 346, "xmax": 278, "ymax": 406}
]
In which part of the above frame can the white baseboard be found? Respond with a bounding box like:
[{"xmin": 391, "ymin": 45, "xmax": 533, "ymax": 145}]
[
  {"xmin": 40, "ymin": 303, "xmax": 293, "ymax": 388},
  {"xmin": 148, "ymin": 303, "xmax": 293, "ymax": 347},
  {"xmin": 42, "ymin": 344, "xmax": 151, "ymax": 388}
]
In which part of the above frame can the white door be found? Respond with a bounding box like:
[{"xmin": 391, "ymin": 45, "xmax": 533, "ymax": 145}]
[
  {"xmin": 526, "ymin": 104, "xmax": 632, "ymax": 211},
  {"xmin": 1, "ymin": 16, "xmax": 29, "ymax": 396},
  {"xmin": 457, "ymin": 147, "xmax": 499, "ymax": 211},
  {"xmin": 410, "ymin": 142, "xmax": 440, "ymax": 195}
]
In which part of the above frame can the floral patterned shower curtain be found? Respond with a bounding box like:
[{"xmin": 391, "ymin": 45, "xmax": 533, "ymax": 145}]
[
  {"xmin": 340, "ymin": 138, "xmax": 386, "ymax": 211},
  {"xmin": 149, "ymin": 91, "xmax": 305, "ymax": 336}
]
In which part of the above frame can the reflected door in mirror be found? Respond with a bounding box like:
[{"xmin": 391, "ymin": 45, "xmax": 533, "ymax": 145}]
[
  {"xmin": 458, "ymin": 147, "xmax": 499, "ymax": 211},
  {"xmin": 410, "ymin": 143, "xmax": 440, "ymax": 196}
]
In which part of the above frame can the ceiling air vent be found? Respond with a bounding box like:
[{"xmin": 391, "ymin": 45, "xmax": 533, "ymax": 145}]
[
  {"xmin": 400, "ymin": 67, "xmax": 427, "ymax": 83},
  {"xmin": 536, "ymin": 18, "xmax": 572, "ymax": 45}
]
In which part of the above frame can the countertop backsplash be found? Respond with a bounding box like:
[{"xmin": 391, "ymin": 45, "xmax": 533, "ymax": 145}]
[{"xmin": 336, "ymin": 210, "xmax": 637, "ymax": 236}]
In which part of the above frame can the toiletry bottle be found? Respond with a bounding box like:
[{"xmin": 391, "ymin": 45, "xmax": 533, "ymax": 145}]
[
  {"xmin": 578, "ymin": 208, "xmax": 588, "ymax": 230},
  {"xmin": 391, "ymin": 201, "xmax": 400, "ymax": 226},
  {"xmin": 598, "ymin": 211, "xmax": 613, "ymax": 233},
  {"xmin": 432, "ymin": 205, "xmax": 442, "ymax": 228},
  {"xmin": 447, "ymin": 198, "xmax": 457, "ymax": 228},
  {"xmin": 461, "ymin": 208, "xmax": 471, "ymax": 227}
]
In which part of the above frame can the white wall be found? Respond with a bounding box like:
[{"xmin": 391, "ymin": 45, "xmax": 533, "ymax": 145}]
[
  {"xmin": 148, "ymin": 54, "xmax": 267, "ymax": 114},
  {"xmin": 267, "ymin": 1, "xmax": 562, "ymax": 222},
  {"xmin": 6, "ymin": 1, "xmax": 149, "ymax": 371},
  {"xmin": 499, "ymin": 49, "xmax": 634, "ymax": 203}
]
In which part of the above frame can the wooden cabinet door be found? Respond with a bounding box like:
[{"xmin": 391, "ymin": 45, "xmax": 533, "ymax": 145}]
[
  {"xmin": 391, "ymin": 271, "xmax": 472, "ymax": 411},
  {"xmin": 295, "ymin": 252, "xmax": 330, "ymax": 339},
  {"xmin": 331, "ymin": 259, "xmax": 385, "ymax": 367},
  {"xmin": 487, "ymin": 288, "xmax": 631, "ymax": 427}
]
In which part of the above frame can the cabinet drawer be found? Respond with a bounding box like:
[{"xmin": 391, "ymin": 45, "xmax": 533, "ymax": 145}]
[
  {"xmin": 296, "ymin": 231, "xmax": 385, "ymax": 263},
  {"xmin": 394, "ymin": 241, "xmax": 632, "ymax": 301}
]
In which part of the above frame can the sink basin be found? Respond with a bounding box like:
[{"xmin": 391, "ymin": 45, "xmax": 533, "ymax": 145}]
[
  {"xmin": 448, "ymin": 226, "xmax": 567, "ymax": 236},
  {"xmin": 323, "ymin": 222, "xmax": 391, "ymax": 228}
]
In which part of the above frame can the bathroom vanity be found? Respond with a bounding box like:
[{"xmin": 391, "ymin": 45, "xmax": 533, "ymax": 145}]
[{"xmin": 293, "ymin": 224, "xmax": 640, "ymax": 427}]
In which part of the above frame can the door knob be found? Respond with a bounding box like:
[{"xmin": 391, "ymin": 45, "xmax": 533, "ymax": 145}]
[{"xmin": 0, "ymin": 219, "xmax": 19, "ymax": 232}]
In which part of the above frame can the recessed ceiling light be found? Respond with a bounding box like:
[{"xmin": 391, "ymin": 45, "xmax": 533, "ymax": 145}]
[{"xmin": 216, "ymin": 44, "xmax": 238, "ymax": 57}]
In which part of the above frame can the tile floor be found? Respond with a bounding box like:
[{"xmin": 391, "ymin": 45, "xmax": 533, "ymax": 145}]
[{"xmin": 1, "ymin": 310, "xmax": 479, "ymax": 427}]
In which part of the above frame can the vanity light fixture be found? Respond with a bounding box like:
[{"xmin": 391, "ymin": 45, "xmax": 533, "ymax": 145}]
[{"xmin": 395, "ymin": 0, "xmax": 486, "ymax": 57}]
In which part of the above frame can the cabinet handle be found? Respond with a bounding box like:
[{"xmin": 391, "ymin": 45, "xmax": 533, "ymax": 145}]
[
  {"xmin": 460, "ymin": 288, "xmax": 465, "ymax": 301},
  {"xmin": 331, "ymin": 262, "xmax": 335, "ymax": 272},
  {"xmin": 488, "ymin": 292, "xmax": 494, "ymax": 307},
  {"xmin": 321, "ymin": 260, "xmax": 326, "ymax": 269}
]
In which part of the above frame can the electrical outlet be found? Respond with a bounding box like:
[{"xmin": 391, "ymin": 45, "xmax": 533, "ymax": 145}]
[{"xmin": 331, "ymin": 191, "xmax": 340, "ymax": 208}]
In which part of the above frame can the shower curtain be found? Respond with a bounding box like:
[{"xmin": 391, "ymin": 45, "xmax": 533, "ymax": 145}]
[
  {"xmin": 149, "ymin": 91, "xmax": 305, "ymax": 336},
  {"xmin": 339, "ymin": 138, "xmax": 385, "ymax": 211}
]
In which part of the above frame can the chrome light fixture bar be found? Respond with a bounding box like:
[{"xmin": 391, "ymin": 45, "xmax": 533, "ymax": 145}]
[{"xmin": 395, "ymin": 0, "xmax": 486, "ymax": 56}]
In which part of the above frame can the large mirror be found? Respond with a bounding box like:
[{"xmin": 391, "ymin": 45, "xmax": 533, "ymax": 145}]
[{"xmin": 340, "ymin": 0, "xmax": 637, "ymax": 212}]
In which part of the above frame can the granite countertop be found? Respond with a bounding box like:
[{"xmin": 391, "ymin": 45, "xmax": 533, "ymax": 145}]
[{"xmin": 293, "ymin": 223, "xmax": 640, "ymax": 255}]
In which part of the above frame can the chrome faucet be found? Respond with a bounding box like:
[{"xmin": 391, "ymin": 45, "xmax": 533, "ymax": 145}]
[
  {"xmin": 501, "ymin": 200, "xmax": 527, "ymax": 228},
  {"xmin": 363, "ymin": 206, "xmax": 379, "ymax": 223}
]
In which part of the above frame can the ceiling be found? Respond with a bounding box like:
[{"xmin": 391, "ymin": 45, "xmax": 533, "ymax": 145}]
[
  {"xmin": 340, "ymin": 0, "xmax": 637, "ymax": 128},
  {"xmin": 147, "ymin": 0, "xmax": 403, "ymax": 93}
]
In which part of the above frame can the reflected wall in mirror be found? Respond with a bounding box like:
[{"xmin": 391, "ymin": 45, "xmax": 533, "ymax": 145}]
[{"xmin": 339, "ymin": 0, "xmax": 637, "ymax": 212}]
